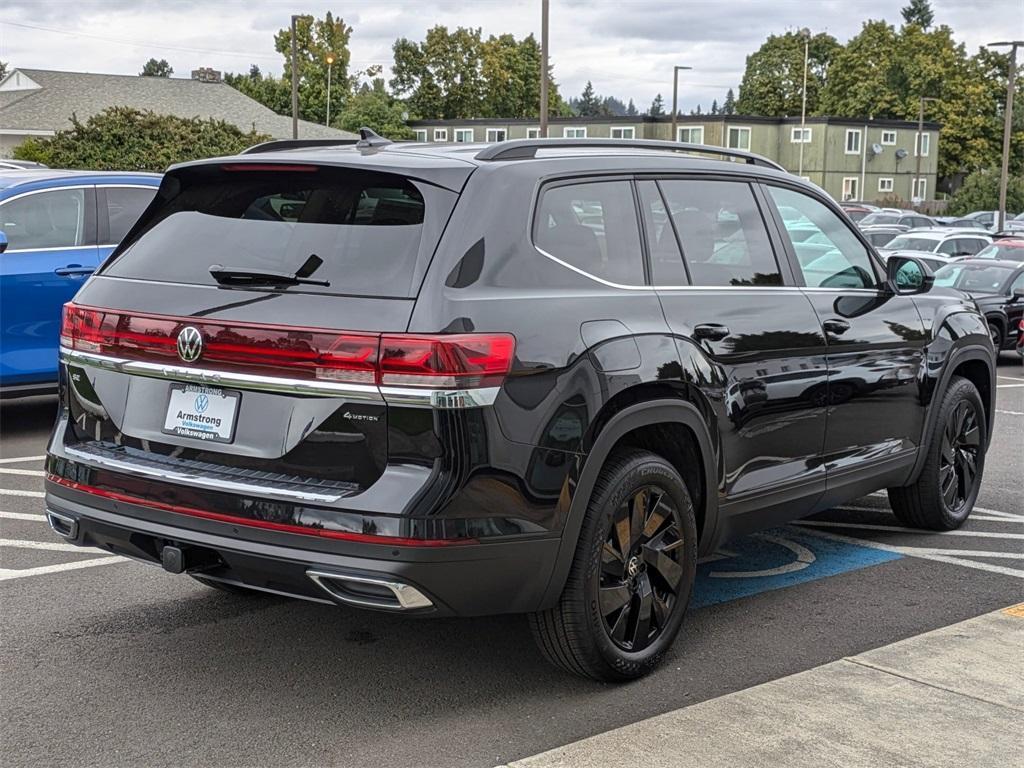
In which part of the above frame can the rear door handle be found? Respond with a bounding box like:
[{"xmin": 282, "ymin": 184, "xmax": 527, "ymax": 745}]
[
  {"xmin": 54, "ymin": 264, "xmax": 95, "ymax": 277},
  {"xmin": 693, "ymin": 323, "xmax": 730, "ymax": 341},
  {"xmin": 823, "ymin": 318, "xmax": 851, "ymax": 335}
]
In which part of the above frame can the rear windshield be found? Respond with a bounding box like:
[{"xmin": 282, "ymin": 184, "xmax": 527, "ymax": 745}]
[
  {"xmin": 102, "ymin": 164, "xmax": 455, "ymax": 297},
  {"xmin": 884, "ymin": 236, "xmax": 936, "ymax": 251},
  {"xmin": 860, "ymin": 213, "xmax": 898, "ymax": 226}
]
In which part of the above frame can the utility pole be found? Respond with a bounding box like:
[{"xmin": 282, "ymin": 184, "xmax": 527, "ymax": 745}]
[
  {"xmin": 291, "ymin": 14, "xmax": 300, "ymax": 140},
  {"xmin": 798, "ymin": 28, "xmax": 810, "ymax": 177},
  {"xmin": 539, "ymin": 0, "xmax": 549, "ymax": 138},
  {"xmin": 913, "ymin": 96, "xmax": 938, "ymax": 206},
  {"xmin": 988, "ymin": 40, "xmax": 1023, "ymax": 231},
  {"xmin": 670, "ymin": 65, "xmax": 692, "ymax": 142}
]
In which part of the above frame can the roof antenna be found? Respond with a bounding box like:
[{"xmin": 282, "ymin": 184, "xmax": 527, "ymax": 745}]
[{"xmin": 356, "ymin": 127, "xmax": 392, "ymax": 151}]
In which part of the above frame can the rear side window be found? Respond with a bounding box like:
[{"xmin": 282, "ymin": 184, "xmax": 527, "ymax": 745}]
[
  {"xmin": 104, "ymin": 186, "xmax": 157, "ymax": 243},
  {"xmin": 0, "ymin": 188, "xmax": 87, "ymax": 250},
  {"xmin": 534, "ymin": 180, "xmax": 644, "ymax": 285},
  {"xmin": 103, "ymin": 165, "xmax": 453, "ymax": 298},
  {"xmin": 658, "ymin": 179, "xmax": 782, "ymax": 287}
]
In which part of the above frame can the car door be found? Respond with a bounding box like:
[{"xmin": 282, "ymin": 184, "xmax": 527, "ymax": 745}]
[
  {"xmin": 641, "ymin": 177, "xmax": 829, "ymax": 525},
  {"xmin": 762, "ymin": 183, "xmax": 928, "ymax": 498},
  {"xmin": 0, "ymin": 185, "xmax": 98, "ymax": 387},
  {"xmin": 96, "ymin": 184, "xmax": 158, "ymax": 261}
]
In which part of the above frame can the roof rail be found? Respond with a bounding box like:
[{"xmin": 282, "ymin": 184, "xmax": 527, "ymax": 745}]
[
  {"xmin": 474, "ymin": 138, "xmax": 785, "ymax": 171},
  {"xmin": 241, "ymin": 138, "xmax": 358, "ymax": 155}
]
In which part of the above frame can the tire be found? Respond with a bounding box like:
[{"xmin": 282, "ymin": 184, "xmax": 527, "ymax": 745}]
[
  {"xmin": 529, "ymin": 448, "xmax": 698, "ymax": 681},
  {"xmin": 190, "ymin": 575, "xmax": 261, "ymax": 595},
  {"xmin": 888, "ymin": 375, "xmax": 986, "ymax": 530},
  {"xmin": 988, "ymin": 323, "xmax": 1002, "ymax": 350}
]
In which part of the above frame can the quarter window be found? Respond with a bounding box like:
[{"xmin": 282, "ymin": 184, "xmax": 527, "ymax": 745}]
[
  {"xmin": 845, "ymin": 129, "xmax": 861, "ymax": 154},
  {"xmin": 0, "ymin": 188, "xmax": 87, "ymax": 250},
  {"xmin": 658, "ymin": 179, "xmax": 782, "ymax": 287},
  {"xmin": 534, "ymin": 180, "xmax": 644, "ymax": 285},
  {"xmin": 727, "ymin": 127, "xmax": 751, "ymax": 150},
  {"xmin": 766, "ymin": 185, "xmax": 878, "ymax": 290}
]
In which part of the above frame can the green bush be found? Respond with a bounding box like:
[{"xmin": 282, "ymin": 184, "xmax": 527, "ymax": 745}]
[
  {"xmin": 946, "ymin": 167, "xmax": 1024, "ymax": 216},
  {"xmin": 13, "ymin": 106, "xmax": 270, "ymax": 172}
]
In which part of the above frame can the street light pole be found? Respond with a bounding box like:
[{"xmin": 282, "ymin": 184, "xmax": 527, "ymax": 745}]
[
  {"xmin": 670, "ymin": 65, "xmax": 692, "ymax": 142},
  {"xmin": 325, "ymin": 54, "xmax": 335, "ymax": 127},
  {"xmin": 291, "ymin": 14, "xmax": 300, "ymax": 140},
  {"xmin": 539, "ymin": 0, "xmax": 549, "ymax": 138},
  {"xmin": 798, "ymin": 28, "xmax": 810, "ymax": 177},
  {"xmin": 988, "ymin": 40, "xmax": 1023, "ymax": 231},
  {"xmin": 913, "ymin": 96, "xmax": 938, "ymax": 206}
]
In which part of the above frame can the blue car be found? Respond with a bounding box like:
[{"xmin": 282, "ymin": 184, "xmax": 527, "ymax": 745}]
[{"xmin": 0, "ymin": 170, "xmax": 161, "ymax": 397}]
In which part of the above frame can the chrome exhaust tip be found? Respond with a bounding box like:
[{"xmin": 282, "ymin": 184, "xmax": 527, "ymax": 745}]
[
  {"xmin": 306, "ymin": 570, "xmax": 433, "ymax": 611},
  {"xmin": 46, "ymin": 509, "xmax": 78, "ymax": 540}
]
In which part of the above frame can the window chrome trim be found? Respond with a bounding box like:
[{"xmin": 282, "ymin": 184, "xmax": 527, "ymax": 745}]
[
  {"xmin": 3, "ymin": 244, "xmax": 99, "ymax": 255},
  {"xmin": 62, "ymin": 444, "xmax": 346, "ymax": 504}
]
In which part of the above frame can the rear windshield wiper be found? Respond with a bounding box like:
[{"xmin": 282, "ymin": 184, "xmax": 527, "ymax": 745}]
[{"xmin": 209, "ymin": 254, "xmax": 330, "ymax": 287}]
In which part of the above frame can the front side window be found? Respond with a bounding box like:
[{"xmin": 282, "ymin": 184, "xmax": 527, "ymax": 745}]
[
  {"xmin": 534, "ymin": 180, "xmax": 644, "ymax": 285},
  {"xmin": 767, "ymin": 185, "xmax": 878, "ymax": 289},
  {"xmin": 933, "ymin": 264, "xmax": 1014, "ymax": 292},
  {"xmin": 103, "ymin": 186, "xmax": 158, "ymax": 243},
  {"xmin": 727, "ymin": 127, "xmax": 751, "ymax": 150},
  {"xmin": 0, "ymin": 188, "xmax": 87, "ymax": 250},
  {"xmin": 845, "ymin": 129, "xmax": 861, "ymax": 154},
  {"xmin": 678, "ymin": 126, "xmax": 704, "ymax": 144},
  {"xmin": 659, "ymin": 179, "xmax": 781, "ymax": 287}
]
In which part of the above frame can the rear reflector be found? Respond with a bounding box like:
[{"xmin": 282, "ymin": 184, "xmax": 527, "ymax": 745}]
[{"xmin": 61, "ymin": 304, "xmax": 514, "ymax": 389}]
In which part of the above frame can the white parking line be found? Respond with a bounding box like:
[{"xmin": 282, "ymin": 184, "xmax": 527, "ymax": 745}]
[
  {"xmin": 0, "ymin": 557, "xmax": 125, "ymax": 581},
  {"xmin": 0, "ymin": 511, "xmax": 48, "ymax": 522},
  {"xmin": 996, "ymin": 383, "xmax": 1024, "ymax": 388},
  {"xmin": 0, "ymin": 455, "xmax": 46, "ymax": 465},
  {"xmin": 0, "ymin": 467, "xmax": 46, "ymax": 477},
  {"xmin": 794, "ymin": 520, "xmax": 1024, "ymax": 540},
  {"xmin": 971, "ymin": 516, "xmax": 1024, "ymax": 523},
  {"xmin": 996, "ymin": 410, "xmax": 1023, "ymax": 416},
  {"xmin": 0, "ymin": 538, "xmax": 102, "ymax": 553},
  {"xmin": 0, "ymin": 488, "xmax": 44, "ymax": 499}
]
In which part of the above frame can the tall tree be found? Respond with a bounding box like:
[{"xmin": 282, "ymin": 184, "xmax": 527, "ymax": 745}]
[
  {"xmin": 625, "ymin": 98, "xmax": 638, "ymax": 116},
  {"xmin": 736, "ymin": 31, "xmax": 841, "ymax": 116},
  {"xmin": 723, "ymin": 88, "xmax": 736, "ymax": 115},
  {"xmin": 338, "ymin": 78, "xmax": 413, "ymax": 138},
  {"xmin": 275, "ymin": 12, "xmax": 353, "ymax": 125},
  {"xmin": 575, "ymin": 81, "xmax": 603, "ymax": 116},
  {"xmin": 901, "ymin": 0, "xmax": 935, "ymax": 29},
  {"xmin": 391, "ymin": 26, "xmax": 485, "ymax": 119},
  {"xmin": 710, "ymin": 99, "xmax": 719, "ymax": 115},
  {"xmin": 139, "ymin": 58, "xmax": 173, "ymax": 77},
  {"xmin": 224, "ymin": 65, "xmax": 291, "ymax": 115},
  {"xmin": 648, "ymin": 93, "xmax": 665, "ymax": 117},
  {"xmin": 817, "ymin": 20, "xmax": 903, "ymax": 117}
]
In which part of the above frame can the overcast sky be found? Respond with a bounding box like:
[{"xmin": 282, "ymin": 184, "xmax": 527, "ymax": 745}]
[{"xmin": 1, "ymin": 1, "xmax": 1020, "ymax": 112}]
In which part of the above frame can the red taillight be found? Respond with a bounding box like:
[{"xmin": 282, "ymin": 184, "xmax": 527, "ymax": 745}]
[{"xmin": 61, "ymin": 304, "xmax": 514, "ymax": 390}]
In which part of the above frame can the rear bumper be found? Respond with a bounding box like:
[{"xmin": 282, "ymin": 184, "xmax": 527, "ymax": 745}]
[{"xmin": 45, "ymin": 483, "xmax": 562, "ymax": 617}]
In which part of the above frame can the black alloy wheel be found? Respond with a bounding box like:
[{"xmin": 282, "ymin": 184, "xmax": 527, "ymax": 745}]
[
  {"xmin": 938, "ymin": 399, "xmax": 981, "ymax": 514},
  {"xmin": 599, "ymin": 486, "xmax": 685, "ymax": 652}
]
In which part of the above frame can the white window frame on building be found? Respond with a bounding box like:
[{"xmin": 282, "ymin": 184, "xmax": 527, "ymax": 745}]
[
  {"xmin": 433, "ymin": 128, "xmax": 448, "ymax": 141},
  {"xmin": 727, "ymin": 126, "xmax": 751, "ymax": 150},
  {"xmin": 413, "ymin": 129, "xmax": 428, "ymax": 142},
  {"xmin": 913, "ymin": 178, "xmax": 927, "ymax": 200},
  {"xmin": 878, "ymin": 177, "xmax": 894, "ymax": 193},
  {"xmin": 790, "ymin": 127, "xmax": 812, "ymax": 143},
  {"xmin": 915, "ymin": 132, "xmax": 930, "ymax": 157},
  {"xmin": 677, "ymin": 126, "xmax": 704, "ymax": 144},
  {"xmin": 454, "ymin": 128, "xmax": 474, "ymax": 143},
  {"xmin": 845, "ymin": 129, "xmax": 862, "ymax": 155},
  {"xmin": 881, "ymin": 130, "xmax": 897, "ymax": 145},
  {"xmin": 526, "ymin": 127, "xmax": 541, "ymax": 139},
  {"xmin": 563, "ymin": 126, "xmax": 587, "ymax": 138},
  {"xmin": 485, "ymin": 128, "xmax": 507, "ymax": 142},
  {"xmin": 610, "ymin": 126, "xmax": 635, "ymax": 139},
  {"xmin": 842, "ymin": 177, "xmax": 860, "ymax": 201}
]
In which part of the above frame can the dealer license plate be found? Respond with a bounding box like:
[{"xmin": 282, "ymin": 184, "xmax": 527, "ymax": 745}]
[{"xmin": 162, "ymin": 384, "xmax": 239, "ymax": 443}]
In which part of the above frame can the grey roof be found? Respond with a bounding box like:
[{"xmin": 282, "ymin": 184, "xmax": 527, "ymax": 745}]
[{"xmin": 0, "ymin": 68, "xmax": 355, "ymax": 141}]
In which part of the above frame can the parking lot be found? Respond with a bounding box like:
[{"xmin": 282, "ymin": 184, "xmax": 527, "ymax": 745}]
[{"xmin": 1, "ymin": 356, "xmax": 1021, "ymax": 768}]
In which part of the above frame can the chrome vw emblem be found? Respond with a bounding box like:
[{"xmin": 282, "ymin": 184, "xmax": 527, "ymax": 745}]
[{"xmin": 176, "ymin": 326, "xmax": 203, "ymax": 363}]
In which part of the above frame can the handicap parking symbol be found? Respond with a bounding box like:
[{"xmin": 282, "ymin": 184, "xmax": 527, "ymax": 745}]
[{"xmin": 690, "ymin": 526, "xmax": 902, "ymax": 609}]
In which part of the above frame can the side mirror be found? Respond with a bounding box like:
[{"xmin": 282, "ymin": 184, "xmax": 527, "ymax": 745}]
[
  {"xmin": 1011, "ymin": 287, "xmax": 1024, "ymax": 303},
  {"xmin": 0, "ymin": 230, "xmax": 7, "ymax": 254},
  {"xmin": 887, "ymin": 254, "xmax": 934, "ymax": 295}
]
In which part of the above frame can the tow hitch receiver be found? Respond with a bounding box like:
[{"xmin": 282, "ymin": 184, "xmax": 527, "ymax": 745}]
[{"xmin": 160, "ymin": 544, "xmax": 220, "ymax": 574}]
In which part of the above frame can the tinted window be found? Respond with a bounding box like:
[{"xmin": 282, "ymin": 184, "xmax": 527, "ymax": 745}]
[
  {"xmin": 535, "ymin": 180, "xmax": 644, "ymax": 285},
  {"xmin": 658, "ymin": 179, "xmax": 781, "ymax": 287},
  {"xmin": 961, "ymin": 238, "xmax": 987, "ymax": 255},
  {"xmin": 104, "ymin": 186, "xmax": 157, "ymax": 243},
  {"xmin": 888, "ymin": 236, "xmax": 938, "ymax": 251},
  {"xmin": 767, "ymin": 186, "xmax": 878, "ymax": 289},
  {"xmin": 0, "ymin": 188, "xmax": 86, "ymax": 250},
  {"xmin": 976, "ymin": 243, "xmax": 1024, "ymax": 259},
  {"xmin": 860, "ymin": 213, "xmax": 899, "ymax": 226},
  {"xmin": 104, "ymin": 166, "xmax": 451, "ymax": 298},
  {"xmin": 933, "ymin": 264, "xmax": 1014, "ymax": 291},
  {"xmin": 637, "ymin": 180, "xmax": 686, "ymax": 285},
  {"xmin": 867, "ymin": 231, "xmax": 898, "ymax": 247},
  {"xmin": 936, "ymin": 239, "xmax": 959, "ymax": 255}
]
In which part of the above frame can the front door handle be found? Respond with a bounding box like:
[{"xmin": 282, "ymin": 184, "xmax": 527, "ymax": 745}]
[
  {"xmin": 693, "ymin": 323, "xmax": 731, "ymax": 341},
  {"xmin": 823, "ymin": 318, "xmax": 851, "ymax": 335},
  {"xmin": 54, "ymin": 264, "xmax": 95, "ymax": 277}
]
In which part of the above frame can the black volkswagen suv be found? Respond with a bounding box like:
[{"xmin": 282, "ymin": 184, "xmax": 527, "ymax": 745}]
[{"xmin": 45, "ymin": 135, "xmax": 995, "ymax": 681}]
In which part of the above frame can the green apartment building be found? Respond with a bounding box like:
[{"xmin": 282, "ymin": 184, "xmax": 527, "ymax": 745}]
[{"xmin": 408, "ymin": 115, "xmax": 940, "ymax": 204}]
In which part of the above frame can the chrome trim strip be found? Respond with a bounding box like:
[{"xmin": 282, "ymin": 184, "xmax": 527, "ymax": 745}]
[
  {"xmin": 307, "ymin": 569, "xmax": 434, "ymax": 610},
  {"xmin": 379, "ymin": 385, "xmax": 501, "ymax": 408},
  {"xmin": 62, "ymin": 444, "xmax": 345, "ymax": 503},
  {"xmin": 60, "ymin": 347, "xmax": 383, "ymax": 400}
]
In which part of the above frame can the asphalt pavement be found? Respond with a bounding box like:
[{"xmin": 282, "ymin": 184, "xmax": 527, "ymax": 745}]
[{"xmin": 1, "ymin": 355, "xmax": 1021, "ymax": 768}]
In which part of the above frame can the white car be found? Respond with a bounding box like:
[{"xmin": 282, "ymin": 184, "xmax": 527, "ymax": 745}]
[{"xmin": 878, "ymin": 228, "xmax": 992, "ymax": 259}]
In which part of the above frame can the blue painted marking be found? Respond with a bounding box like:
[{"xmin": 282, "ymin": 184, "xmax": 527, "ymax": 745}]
[{"xmin": 690, "ymin": 526, "xmax": 902, "ymax": 609}]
